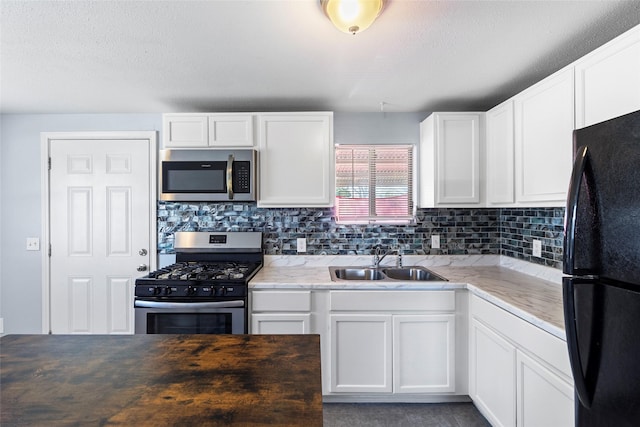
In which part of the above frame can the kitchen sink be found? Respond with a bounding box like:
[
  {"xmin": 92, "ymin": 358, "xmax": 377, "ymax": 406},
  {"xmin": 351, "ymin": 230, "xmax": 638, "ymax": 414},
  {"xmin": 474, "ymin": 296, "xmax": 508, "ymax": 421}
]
[
  {"xmin": 381, "ymin": 267, "xmax": 447, "ymax": 282},
  {"xmin": 329, "ymin": 266, "xmax": 447, "ymax": 282},
  {"xmin": 332, "ymin": 268, "xmax": 385, "ymax": 281}
]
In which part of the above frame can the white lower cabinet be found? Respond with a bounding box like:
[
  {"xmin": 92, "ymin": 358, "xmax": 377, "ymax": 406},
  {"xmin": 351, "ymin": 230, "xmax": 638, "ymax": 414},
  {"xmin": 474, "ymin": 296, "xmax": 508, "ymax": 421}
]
[
  {"xmin": 470, "ymin": 295, "xmax": 574, "ymax": 427},
  {"xmin": 331, "ymin": 313, "xmax": 393, "ymax": 393},
  {"xmin": 250, "ymin": 290, "xmax": 312, "ymax": 334},
  {"xmin": 393, "ymin": 314, "xmax": 456, "ymax": 393},
  {"xmin": 329, "ymin": 290, "xmax": 457, "ymax": 396},
  {"xmin": 516, "ymin": 350, "xmax": 574, "ymax": 427},
  {"xmin": 470, "ymin": 319, "xmax": 517, "ymax": 427}
]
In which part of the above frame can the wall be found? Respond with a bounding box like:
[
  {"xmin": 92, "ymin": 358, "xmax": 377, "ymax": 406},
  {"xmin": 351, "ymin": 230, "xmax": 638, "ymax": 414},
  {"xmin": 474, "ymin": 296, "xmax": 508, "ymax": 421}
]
[
  {"xmin": 0, "ymin": 114, "xmax": 162, "ymax": 334},
  {"xmin": 0, "ymin": 111, "xmax": 563, "ymax": 335}
]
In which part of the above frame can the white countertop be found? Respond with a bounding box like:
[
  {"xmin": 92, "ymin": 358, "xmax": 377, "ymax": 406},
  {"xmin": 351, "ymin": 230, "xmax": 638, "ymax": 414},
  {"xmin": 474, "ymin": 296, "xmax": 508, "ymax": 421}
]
[{"xmin": 249, "ymin": 255, "xmax": 566, "ymax": 340}]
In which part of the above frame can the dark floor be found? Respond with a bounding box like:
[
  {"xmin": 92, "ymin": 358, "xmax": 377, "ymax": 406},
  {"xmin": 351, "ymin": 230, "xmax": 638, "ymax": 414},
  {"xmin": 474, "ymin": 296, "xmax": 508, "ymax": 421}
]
[{"xmin": 323, "ymin": 402, "xmax": 491, "ymax": 427}]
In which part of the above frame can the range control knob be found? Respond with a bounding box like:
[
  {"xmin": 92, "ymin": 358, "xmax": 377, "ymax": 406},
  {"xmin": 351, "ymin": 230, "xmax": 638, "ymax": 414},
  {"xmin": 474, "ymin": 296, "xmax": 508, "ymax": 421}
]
[
  {"xmin": 217, "ymin": 286, "xmax": 227, "ymax": 296},
  {"xmin": 186, "ymin": 286, "xmax": 197, "ymax": 296},
  {"xmin": 164, "ymin": 286, "xmax": 173, "ymax": 296},
  {"xmin": 152, "ymin": 287, "xmax": 162, "ymax": 296}
]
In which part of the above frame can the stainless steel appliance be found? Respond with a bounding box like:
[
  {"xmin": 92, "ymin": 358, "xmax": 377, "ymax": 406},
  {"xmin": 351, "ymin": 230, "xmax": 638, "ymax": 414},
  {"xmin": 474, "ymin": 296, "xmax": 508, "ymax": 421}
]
[
  {"xmin": 159, "ymin": 149, "xmax": 257, "ymax": 201},
  {"xmin": 563, "ymin": 109, "xmax": 640, "ymax": 426},
  {"xmin": 134, "ymin": 231, "xmax": 263, "ymax": 334}
]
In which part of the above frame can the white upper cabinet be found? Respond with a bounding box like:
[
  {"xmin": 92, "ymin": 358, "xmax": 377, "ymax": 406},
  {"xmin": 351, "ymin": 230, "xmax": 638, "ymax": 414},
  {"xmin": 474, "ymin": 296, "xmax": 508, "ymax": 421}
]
[
  {"xmin": 514, "ymin": 67, "xmax": 574, "ymax": 206},
  {"xmin": 163, "ymin": 114, "xmax": 209, "ymax": 147},
  {"xmin": 574, "ymin": 25, "xmax": 640, "ymax": 128},
  {"xmin": 486, "ymin": 100, "xmax": 515, "ymax": 205},
  {"xmin": 162, "ymin": 113, "xmax": 255, "ymax": 148},
  {"xmin": 257, "ymin": 112, "xmax": 334, "ymax": 208},
  {"xmin": 419, "ymin": 112, "xmax": 484, "ymax": 207},
  {"xmin": 208, "ymin": 114, "xmax": 254, "ymax": 147}
]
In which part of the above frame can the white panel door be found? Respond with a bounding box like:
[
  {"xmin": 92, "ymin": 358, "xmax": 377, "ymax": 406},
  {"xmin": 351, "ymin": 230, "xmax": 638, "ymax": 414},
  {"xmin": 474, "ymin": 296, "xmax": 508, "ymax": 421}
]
[
  {"xmin": 486, "ymin": 100, "xmax": 515, "ymax": 205},
  {"xmin": 575, "ymin": 25, "xmax": 640, "ymax": 128},
  {"xmin": 330, "ymin": 314, "xmax": 393, "ymax": 393},
  {"xmin": 516, "ymin": 351, "xmax": 574, "ymax": 427},
  {"xmin": 393, "ymin": 314, "xmax": 456, "ymax": 393},
  {"xmin": 514, "ymin": 68, "xmax": 574, "ymax": 204},
  {"xmin": 257, "ymin": 113, "xmax": 334, "ymax": 207},
  {"xmin": 435, "ymin": 113, "xmax": 481, "ymax": 204},
  {"xmin": 470, "ymin": 319, "xmax": 517, "ymax": 427},
  {"xmin": 49, "ymin": 137, "xmax": 153, "ymax": 334},
  {"xmin": 251, "ymin": 313, "xmax": 311, "ymax": 334}
]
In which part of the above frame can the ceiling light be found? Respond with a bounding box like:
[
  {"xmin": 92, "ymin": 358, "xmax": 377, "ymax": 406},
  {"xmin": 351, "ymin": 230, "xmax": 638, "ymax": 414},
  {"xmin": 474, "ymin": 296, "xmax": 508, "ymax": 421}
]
[{"xmin": 321, "ymin": 0, "xmax": 385, "ymax": 35}]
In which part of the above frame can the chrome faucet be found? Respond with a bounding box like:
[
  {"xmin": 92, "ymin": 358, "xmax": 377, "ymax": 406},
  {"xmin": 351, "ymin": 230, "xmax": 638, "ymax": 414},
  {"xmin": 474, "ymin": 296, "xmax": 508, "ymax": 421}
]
[{"xmin": 372, "ymin": 246, "xmax": 403, "ymax": 268}]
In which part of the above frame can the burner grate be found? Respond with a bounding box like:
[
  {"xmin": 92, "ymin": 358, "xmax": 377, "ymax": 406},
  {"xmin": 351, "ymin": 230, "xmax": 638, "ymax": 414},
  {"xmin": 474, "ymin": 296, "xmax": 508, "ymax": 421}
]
[{"xmin": 148, "ymin": 261, "xmax": 257, "ymax": 281}]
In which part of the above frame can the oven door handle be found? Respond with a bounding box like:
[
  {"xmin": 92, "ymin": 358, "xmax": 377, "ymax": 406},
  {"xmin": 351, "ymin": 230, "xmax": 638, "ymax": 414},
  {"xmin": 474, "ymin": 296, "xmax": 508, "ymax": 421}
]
[{"xmin": 134, "ymin": 300, "xmax": 244, "ymax": 309}]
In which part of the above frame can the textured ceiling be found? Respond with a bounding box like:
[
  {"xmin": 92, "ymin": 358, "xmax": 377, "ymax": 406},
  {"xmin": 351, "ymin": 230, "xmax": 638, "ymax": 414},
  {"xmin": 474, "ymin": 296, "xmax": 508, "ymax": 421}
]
[{"xmin": 1, "ymin": 0, "xmax": 639, "ymax": 114}]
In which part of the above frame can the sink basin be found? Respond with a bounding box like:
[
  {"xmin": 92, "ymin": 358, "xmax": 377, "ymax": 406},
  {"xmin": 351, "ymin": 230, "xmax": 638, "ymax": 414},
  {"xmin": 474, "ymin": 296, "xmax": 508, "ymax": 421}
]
[
  {"xmin": 331, "ymin": 268, "xmax": 385, "ymax": 281},
  {"xmin": 329, "ymin": 266, "xmax": 447, "ymax": 282},
  {"xmin": 381, "ymin": 267, "xmax": 448, "ymax": 282}
]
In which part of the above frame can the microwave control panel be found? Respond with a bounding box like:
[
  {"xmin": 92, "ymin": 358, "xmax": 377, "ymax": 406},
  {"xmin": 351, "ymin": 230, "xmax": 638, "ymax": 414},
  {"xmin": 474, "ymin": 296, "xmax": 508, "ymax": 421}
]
[{"xmin": 233, "ymin": 161, "xmax": 251, "ymax": 193}]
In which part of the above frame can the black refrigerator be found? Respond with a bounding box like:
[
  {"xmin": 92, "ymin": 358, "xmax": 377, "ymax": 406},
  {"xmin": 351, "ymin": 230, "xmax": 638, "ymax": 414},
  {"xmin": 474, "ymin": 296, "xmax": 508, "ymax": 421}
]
[{"xmin": 563, "ymin": 109, "xmax": 640, "ymax": 427}]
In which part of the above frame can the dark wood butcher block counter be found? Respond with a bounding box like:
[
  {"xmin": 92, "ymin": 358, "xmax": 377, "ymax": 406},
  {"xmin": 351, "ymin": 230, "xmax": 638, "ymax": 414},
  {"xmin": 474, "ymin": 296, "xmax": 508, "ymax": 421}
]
[{"xmin": 0, "ymin": 334, "xmax": 322, "ymax": 426}]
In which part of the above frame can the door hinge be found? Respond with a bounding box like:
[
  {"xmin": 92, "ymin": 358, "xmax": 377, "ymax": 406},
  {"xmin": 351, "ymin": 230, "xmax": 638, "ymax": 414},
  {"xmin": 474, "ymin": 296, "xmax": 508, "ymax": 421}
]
[
  {"xmin": 48, "ymin": 157, "xmax": 52, "ymax": 170},
  {"xmin": 48, "ymin": 244, "xmax": 52, "ymax": 257}
]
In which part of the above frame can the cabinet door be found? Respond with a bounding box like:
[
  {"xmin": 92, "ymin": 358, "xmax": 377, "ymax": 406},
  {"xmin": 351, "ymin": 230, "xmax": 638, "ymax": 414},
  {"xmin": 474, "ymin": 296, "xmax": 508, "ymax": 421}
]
[
  {"xmin": 330, "ymin": 314, "xmax": 392, "ymax": 393},
  {"xmin": 257, "ymin": 113, "xmax": 334, "ymax": 207},
  {"xmin": 516, "ymin": 350, "xmax": 574, "ymax": 427},
  {"xmin": 470, "ymin": 319, "xmax": 517, "ymax": 427},
  {"xmin": 514, "ymin": 68, "xmax": 574, "ymax": 205},
  {"xmin": 163, "ymin": 114, "xmax": 208, "ymax": 148},
  {"xmin": 393, "ymin": 314, "xmax": 455, "ymax": 393},
  {"xmin": 251, "ymin": 313, "xmax": 311, "ymax": 334},
  {"xmin": 486, "ymin": 100, "xmax": 515, "ymax": 205},
  {"xmin": 575, "ymin": 26, "xmax": 640, "ymax": 128},
  {"xmin": 435, "ymin": 113, "xmax": 482, "ymax": 204},
  {"xmin": 208, "ymin": 114, "xmax": 255, "ymax": 147}
]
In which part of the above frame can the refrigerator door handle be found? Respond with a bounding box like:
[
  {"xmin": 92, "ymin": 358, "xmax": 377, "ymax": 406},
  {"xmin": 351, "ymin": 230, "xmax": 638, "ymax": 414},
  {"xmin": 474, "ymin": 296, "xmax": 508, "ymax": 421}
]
[
  {"xmin": 563, "ymin": 278, "xmax": 593, "ymax": 408},
  {"xmin": 564, "ymin": 145, "xmax": 589, "ymax": 275}
]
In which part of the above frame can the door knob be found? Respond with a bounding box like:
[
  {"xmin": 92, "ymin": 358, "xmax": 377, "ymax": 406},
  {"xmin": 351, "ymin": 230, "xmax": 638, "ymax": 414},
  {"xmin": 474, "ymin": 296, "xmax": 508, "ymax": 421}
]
[
  {"xmin": 139, "ymin": 249, "xmax": 148, "ymax": 256},
  {"xmin": 137, "ymin": 264, "xmax": 148, "ymax": 272}
]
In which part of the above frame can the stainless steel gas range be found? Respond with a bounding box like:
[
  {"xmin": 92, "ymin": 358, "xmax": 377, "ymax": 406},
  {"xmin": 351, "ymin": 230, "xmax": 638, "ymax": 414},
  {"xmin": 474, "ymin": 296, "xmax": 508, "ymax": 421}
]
[{"xmin": 134, "ymin": 231, "xmax": 263, "ymax": 334}]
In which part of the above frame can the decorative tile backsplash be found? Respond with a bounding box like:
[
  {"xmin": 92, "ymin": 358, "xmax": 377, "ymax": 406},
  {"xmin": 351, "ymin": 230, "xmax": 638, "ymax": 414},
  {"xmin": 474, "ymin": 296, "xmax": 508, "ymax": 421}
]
[
  {"xmin": 158, "ymin": 203, "xmax": 565, "ymax": 269},
  {"xmin": 500, "ymin": 207, "xmax": 565, "ymax": 269}
]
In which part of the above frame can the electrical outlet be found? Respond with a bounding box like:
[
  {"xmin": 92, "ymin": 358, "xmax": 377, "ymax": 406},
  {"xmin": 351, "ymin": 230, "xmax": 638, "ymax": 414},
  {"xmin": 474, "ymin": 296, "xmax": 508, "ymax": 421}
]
[
  {"xmin": 297, "ymin": 238, "xmax": 307, "ymax": 253},
  {"xmin": 26, "ymin": 237, "xmax": 40, "ymax": 251},
  {"xmin": 431, "ymin": 235, "xmax": 440, "ymax": 249},
  {"xmin": 532, "ymin": 239, "xmax": 542, "ymax": 258}
]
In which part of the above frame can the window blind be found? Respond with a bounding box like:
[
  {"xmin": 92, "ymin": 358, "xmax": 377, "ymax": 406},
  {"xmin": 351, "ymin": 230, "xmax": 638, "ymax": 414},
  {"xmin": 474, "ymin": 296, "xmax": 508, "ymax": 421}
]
[{"xmin": 335, "ymin": 145, "xmax": 415, "ymax": 223}]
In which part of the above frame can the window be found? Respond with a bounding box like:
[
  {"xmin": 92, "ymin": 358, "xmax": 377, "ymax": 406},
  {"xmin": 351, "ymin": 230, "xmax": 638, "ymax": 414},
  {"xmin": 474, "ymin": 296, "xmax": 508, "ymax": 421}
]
[{"xmin": 335, "ymin": 145, "xmax": 415, "ymax": 224}]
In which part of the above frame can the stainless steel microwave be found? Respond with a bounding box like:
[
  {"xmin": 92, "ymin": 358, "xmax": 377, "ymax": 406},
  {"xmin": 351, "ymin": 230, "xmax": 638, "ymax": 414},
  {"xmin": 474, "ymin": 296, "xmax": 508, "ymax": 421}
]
[{"xmin": 159, "ymin": 149, "xmax": 257, "ymax": 202}]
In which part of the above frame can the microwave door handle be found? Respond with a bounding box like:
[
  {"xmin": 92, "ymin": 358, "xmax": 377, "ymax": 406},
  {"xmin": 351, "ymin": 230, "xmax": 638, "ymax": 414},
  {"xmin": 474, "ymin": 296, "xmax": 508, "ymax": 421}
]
[{"xmin": 227, "ymin": 154, "xmax": 234, "ymax": 200}]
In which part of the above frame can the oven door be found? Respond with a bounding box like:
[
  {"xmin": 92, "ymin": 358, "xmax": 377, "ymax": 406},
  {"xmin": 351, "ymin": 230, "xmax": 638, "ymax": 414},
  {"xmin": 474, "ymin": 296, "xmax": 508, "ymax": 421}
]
[{"xmin": 134, "ymin": 300, "xmax": 246, "ymax": 334}]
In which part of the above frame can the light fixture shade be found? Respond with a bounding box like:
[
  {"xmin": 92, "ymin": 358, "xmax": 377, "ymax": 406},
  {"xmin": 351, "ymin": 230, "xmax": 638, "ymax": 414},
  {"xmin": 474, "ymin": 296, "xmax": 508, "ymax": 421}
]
[{"xmin": 321, "ymin": 0, "xmax": 385, "ymax": 35}]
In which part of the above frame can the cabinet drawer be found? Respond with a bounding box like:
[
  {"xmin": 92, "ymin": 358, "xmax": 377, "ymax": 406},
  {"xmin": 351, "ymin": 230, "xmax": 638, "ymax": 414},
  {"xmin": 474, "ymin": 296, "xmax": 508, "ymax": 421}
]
[
  {"xmin": 470, "ymin": 295, "xmax": 571, "ymax": 380},
  {"xmin": 330, "ymin": 291, "xmax": 455, "ymax": 312},
  {"xmin": 252, "ymin": 291, "xmax": 311, "ymax": 312}
]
